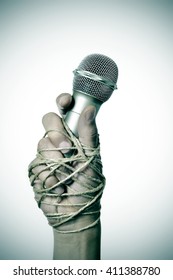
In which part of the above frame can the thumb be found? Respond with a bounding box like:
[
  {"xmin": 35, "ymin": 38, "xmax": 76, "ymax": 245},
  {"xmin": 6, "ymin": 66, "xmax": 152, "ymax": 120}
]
[{"xmin": 77, "ymin": 105, "xmax": 98, "ymax": 148}]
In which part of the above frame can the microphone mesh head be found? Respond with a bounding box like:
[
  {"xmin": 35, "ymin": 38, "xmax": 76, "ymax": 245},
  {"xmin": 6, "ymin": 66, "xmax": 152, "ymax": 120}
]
[{"xmin": 73, "ymin": 54, "xmax": 118, "ymax": 102}]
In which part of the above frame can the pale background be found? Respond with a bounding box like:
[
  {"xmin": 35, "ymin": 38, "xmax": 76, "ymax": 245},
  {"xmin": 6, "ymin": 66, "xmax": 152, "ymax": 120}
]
[{"xmin": 0, "ymin": 0, "xmax": 173, "ymax": 259}]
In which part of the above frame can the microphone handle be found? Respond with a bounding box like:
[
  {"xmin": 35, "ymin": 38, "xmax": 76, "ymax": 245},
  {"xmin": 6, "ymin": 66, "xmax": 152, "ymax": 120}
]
[{"xmin": 65, "ymin": 91, "xmax": 102, "ymax": 137}]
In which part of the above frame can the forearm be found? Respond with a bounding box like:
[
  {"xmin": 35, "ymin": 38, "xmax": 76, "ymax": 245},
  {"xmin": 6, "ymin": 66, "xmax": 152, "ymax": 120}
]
[{"xmin": 53, "ymin": 221, "xmax": 101, "ymax": 260}]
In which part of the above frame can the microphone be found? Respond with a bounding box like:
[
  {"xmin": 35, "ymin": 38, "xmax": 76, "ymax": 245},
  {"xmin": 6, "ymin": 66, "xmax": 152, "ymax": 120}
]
[{"xmin": 65, "ymin": 53, "xmax": 118, "ymax": 137}]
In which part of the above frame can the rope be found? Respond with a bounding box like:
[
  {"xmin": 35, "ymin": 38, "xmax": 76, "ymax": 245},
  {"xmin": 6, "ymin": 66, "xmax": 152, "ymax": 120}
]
[{"xmin": 28, "ymin": 118, "xmax": 105, "ymax": 233}]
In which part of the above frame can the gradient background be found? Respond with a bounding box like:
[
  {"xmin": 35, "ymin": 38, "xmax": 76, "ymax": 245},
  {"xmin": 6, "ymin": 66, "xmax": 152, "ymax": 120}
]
[{"xmin": 0, "ymin": 0, "xmax": 173, "ymax": 259}]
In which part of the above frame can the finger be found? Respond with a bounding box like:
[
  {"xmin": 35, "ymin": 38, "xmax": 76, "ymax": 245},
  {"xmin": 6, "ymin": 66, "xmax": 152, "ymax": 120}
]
[
  {"xmin": 29, "ymin": 138, "xmax": 65, "ymax": 194},
  {"xmin": 30, "ymin": 157, "xmax": 63, "ymax": 192},
  {"xmin": 38, "ymin": 137, "xmax": 70, "ymax": 186},
  {"xmin": 56, "ymin": 93, "xmax": 72, "ymax": 116},
  {"xmin": 42, "ymin": 112, "xmax": 72, "ymax": 154},
  {"xmin": 30, "ymin": 173, "xmax": 62, "ymax": 215},
  {"xmin": 38, "ymin": 137, "xmax": 62, "ymax": 160},
  {"xmin": 37, "ymin": 137, "xmax": 66, "ymax": 194},
  {"xmin": 77, "ymin": 105, "xmax": 98, "ymax": 148}
]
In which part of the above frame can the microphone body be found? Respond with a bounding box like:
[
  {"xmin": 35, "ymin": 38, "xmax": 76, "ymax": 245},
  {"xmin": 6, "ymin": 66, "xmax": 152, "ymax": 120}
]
[
  {"xmin": 65, "ymin": 54, "xmax": 118, "ymax": 137},
  {"xmin": 65, "ymin": 91, "xmax": 102, "ymax": 136}
]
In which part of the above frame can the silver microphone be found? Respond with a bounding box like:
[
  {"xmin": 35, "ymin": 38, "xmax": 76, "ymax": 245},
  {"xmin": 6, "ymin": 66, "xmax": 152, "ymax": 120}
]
[{"xmin": 65, "ymin": 53, "xmax": 118, "ymax": 137}]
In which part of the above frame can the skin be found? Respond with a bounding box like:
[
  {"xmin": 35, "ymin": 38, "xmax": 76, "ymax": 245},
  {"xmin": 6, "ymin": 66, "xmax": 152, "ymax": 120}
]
[{"xmin": 29, "ymin": 93, "xmax": 103, "ymax": 259}]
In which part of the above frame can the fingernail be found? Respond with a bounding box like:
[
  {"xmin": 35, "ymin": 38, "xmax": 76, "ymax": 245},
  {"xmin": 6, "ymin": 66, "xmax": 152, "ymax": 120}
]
[
  {"xmin": 85, "ymin": 106, "xmax": 96, "ymax": 122},
  {"xmin": 59, "ymin": 140, "xmax": 72, "ymax": 154}
]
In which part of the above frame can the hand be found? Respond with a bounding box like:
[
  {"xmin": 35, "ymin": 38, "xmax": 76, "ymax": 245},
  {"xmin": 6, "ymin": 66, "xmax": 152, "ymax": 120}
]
[{"xmin": 28, "ymin": 93, "xmax": 105, "ymax": 233}]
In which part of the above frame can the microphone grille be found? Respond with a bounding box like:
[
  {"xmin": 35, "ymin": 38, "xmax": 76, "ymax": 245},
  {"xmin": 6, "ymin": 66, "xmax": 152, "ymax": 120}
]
[{"xmin": 73, "ymin": 54, "xmax": 118, "ymax": 102}]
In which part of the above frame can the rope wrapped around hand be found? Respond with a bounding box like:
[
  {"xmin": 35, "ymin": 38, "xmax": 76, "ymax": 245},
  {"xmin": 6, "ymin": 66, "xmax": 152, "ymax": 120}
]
[{"xmin": 28, "ymin": 119, "xmax": 105, "ymax": 233}]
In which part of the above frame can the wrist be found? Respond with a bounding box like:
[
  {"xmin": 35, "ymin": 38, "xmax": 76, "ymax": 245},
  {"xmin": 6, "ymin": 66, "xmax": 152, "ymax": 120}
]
[
  {"xmin": 52, "ymin": 212, "xmax": 100, "ymax": 233},
  {"xmin": 53, "ymin": 220, "xmax": 101, "ymax": 260}
]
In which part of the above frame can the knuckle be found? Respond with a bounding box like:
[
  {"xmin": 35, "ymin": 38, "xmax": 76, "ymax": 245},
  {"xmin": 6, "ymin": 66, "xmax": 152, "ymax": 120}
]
[
  {"xmin": 37, "ymin": 138, "xmax": 49, "ymax": 151},
  {"xmin": 45, "ymin": 175, "xmax": 57, "ymax": 188}
]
